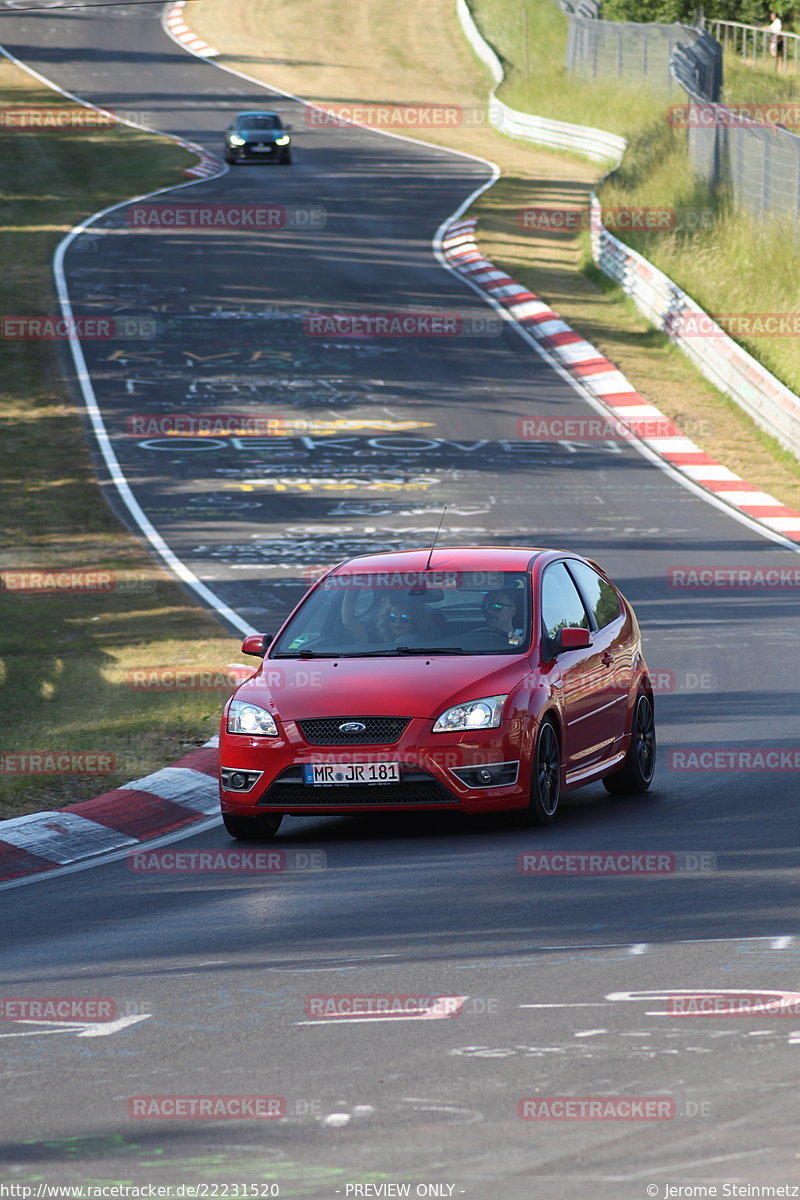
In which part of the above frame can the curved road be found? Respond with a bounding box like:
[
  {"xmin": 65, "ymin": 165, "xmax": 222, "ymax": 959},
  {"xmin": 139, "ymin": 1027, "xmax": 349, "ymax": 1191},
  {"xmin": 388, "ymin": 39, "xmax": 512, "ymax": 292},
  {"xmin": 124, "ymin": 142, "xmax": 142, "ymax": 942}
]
[{"xmin": 1, "ymin": 2, "xmax": 799, "ymax": 1195}]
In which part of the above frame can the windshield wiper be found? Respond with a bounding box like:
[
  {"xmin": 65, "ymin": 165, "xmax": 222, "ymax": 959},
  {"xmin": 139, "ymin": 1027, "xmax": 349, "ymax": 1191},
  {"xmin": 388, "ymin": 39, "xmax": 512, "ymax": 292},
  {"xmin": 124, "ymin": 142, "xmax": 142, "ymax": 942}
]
[
  {"xmin": 273, "ymin": 646, "xmax": 466, "ymax": 658},
  {"xmin": 307, "ymin": 647, "xmax": 467, "ymax": 657},
  {"xmin": 271, "ymin": 650, "xmax": 343, "ymax": 658},
  {"xmin": 273, "ymin": 649, "xmax": 404, "ymax": 658},
  {"xmin": 394, "ymin": 646, "xmax": 465, "ymax": 655}
]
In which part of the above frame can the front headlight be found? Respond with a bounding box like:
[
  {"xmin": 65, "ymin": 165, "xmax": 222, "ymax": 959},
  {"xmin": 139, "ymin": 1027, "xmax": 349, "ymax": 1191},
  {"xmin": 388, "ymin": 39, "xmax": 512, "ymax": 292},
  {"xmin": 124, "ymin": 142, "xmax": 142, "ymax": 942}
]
[
  {"xmin": 227, "ymin": 700, "xmax": 278, "ymax": 736},
  {"xmin": 274, "ymin": 135, "xmax": 291, "ymax": 145},
  {"xmin": 432, "ymin": 694, "xmax": 508, "ymax": 733},
  {"xmin": 228, "ymin": 134, "xmax": 246, "ymax": 146}
]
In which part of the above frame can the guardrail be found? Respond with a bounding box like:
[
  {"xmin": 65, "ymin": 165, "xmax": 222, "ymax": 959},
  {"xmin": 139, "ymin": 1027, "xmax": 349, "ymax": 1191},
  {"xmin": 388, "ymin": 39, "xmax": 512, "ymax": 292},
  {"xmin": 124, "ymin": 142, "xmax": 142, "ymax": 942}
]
[
  {"xmin": 456, "ymin": 0, "xmax": 800, "ymax": 460},
  {"xmin": 589, "ymin": 196, "xmax": 800, "ymax": 459},
  {"xmin": 703, "ymin": 17, "xmax": 800, "ymax": 73}
]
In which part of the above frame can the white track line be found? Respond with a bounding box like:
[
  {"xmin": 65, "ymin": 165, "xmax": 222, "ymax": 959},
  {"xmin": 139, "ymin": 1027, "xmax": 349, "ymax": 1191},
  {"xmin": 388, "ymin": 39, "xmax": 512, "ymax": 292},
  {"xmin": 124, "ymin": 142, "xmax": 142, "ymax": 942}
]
[{"xmin": 0, "ymin": 43, "xmax": 254, "ymax": 634}]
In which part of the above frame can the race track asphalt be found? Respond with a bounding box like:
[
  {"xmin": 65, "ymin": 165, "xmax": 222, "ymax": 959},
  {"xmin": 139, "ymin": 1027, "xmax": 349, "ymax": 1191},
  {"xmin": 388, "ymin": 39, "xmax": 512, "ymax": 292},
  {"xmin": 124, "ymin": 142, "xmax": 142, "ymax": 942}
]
[{"xmin": 1, "ymin": 2, "xmax": 799, "ymax": 1194}]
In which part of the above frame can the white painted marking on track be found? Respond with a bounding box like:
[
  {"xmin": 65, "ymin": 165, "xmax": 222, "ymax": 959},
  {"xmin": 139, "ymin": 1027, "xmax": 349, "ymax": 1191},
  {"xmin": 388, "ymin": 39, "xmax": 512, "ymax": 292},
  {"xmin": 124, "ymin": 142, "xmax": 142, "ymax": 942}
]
[
  {"xmin": 0, "ymin": 1014, "xmax": 151, "ymax": 1039},
  {"xmin": 0, "ymin": 50, "xmax": 249, "ymax": 637},
  {"xmin": 520, "ymin": 1002, "xmax": 609, "ymax": 1008},
  {"xmin": 574, "ymin": 1029, "xmax": 606, "ymax": 1037}
]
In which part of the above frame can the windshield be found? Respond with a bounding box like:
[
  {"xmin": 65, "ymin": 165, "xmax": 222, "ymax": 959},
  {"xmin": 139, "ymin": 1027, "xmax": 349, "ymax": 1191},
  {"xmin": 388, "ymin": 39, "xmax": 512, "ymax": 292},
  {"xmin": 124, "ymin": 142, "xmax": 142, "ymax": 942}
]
[
  {"xmin": 237, "ymin": 115, "xmax": 281, "ymax": 130},
  {"xmin": 271, "ymin": 570, "xmax": 531, "ymax": 657}
]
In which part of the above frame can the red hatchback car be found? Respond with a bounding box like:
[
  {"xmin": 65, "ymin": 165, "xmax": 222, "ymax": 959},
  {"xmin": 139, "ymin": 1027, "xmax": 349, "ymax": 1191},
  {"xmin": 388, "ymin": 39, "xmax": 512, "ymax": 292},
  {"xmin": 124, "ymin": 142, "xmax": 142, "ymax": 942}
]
[{"xmin": 218, "ymin": 547, "xmax": 656, "ymax": 838}]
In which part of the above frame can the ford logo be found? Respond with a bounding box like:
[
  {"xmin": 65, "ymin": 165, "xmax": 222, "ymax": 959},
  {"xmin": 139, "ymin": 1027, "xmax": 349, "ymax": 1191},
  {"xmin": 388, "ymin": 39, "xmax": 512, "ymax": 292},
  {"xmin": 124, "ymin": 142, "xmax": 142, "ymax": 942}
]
[{"xmin": 339, "ymin": 721, "xmax": 367, "ymax": 733}]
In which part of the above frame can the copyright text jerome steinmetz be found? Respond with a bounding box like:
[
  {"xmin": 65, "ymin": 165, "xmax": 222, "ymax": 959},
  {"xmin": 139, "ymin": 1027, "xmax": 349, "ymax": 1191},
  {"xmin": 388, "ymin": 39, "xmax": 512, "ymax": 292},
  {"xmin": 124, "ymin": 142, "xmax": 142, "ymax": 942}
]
[{"xmin": 647, "ymin": 1187, "xmax": 800, "ymax": 1197}]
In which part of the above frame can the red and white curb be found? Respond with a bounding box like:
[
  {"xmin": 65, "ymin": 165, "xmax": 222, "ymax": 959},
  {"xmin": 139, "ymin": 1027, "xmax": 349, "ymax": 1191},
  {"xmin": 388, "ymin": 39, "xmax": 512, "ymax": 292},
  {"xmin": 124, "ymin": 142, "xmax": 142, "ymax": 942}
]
[
  {"xmin": 442, "ymin": 218, "xmax": 800, "ymax": 544},
  {"xmin": 175, "ymin": 137, "xmax": 223, "ymax": 179},
  {"xmin": 163, "ymin": 1, "xmax": 220, "ymax": 59},
  {"xmin": 0, "ymin": 738, "xmax": 219, "ymax": 882},
  {"xmin": 161, "ymin": 2, "xmax": 224, "ymax": 177}
]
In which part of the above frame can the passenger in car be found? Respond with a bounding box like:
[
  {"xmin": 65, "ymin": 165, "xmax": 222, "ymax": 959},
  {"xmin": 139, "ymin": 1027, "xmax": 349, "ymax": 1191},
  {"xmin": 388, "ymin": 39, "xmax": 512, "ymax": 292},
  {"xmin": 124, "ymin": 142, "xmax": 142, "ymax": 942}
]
[{"xmin": 342, "ymin": 590, "xmax": 441, "ymax": 645}]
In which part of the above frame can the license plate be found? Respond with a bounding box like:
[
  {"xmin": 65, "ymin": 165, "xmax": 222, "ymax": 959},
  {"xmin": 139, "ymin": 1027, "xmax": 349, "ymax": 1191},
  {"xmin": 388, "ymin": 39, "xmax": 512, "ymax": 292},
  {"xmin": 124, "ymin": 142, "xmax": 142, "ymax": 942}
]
[
  {"xmin": 303, "ymin": 762, "xmax": 400, "ymax": 785},
  {"xmin": 252, "ymin": 145, "xmax": 271, "ymax": 152}
]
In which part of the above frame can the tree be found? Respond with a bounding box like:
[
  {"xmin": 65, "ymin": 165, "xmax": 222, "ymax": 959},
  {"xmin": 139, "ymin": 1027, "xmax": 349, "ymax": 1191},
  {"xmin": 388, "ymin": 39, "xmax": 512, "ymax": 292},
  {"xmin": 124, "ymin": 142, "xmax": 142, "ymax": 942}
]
[{"xmin": 602, "ymin": 0, "xmax": 778, "ymax": 23}]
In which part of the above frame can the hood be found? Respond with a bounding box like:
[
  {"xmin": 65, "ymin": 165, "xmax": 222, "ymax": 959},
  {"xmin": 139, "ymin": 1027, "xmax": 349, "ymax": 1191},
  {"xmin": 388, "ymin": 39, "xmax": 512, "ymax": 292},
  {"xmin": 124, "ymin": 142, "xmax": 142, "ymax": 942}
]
[
  {"xmin": 240, "ymin": 129, "xmax": 281, "ymax": 142},
  {"xmin": 233, "ymin": 654, "xmax": 527, "ymax": 720}
]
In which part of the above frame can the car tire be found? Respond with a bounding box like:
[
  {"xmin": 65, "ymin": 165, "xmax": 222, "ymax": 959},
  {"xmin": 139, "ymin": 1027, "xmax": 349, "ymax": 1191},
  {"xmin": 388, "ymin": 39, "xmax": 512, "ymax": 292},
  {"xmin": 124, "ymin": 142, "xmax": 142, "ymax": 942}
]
[
  {"xmin": 602, "ymin": 690, "xmax": 656, "ymax": 794},
  {"xmin": 222, "ymin": 812, "xmax": 283, "ymax": 840},
  {"xmin": 280, "ymin": 152, "xmax": 292, "ymax": 164},
  {"xmin": 225, "ymin": 154, "xmax": 236, "ymax": 164},
  {"xmin": 514, "ymin": 717, "xmax": 561, "ymax": 826}
]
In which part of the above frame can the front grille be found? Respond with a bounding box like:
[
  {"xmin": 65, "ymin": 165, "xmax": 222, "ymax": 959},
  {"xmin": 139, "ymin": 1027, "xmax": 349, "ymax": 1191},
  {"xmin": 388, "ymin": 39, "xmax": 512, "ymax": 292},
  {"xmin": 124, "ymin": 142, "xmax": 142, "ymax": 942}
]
[
  {"xmin": 259, "ymin": 777, "xmax": 457, "ymax": 808},
  {"xmin": 297, "ymin": 717, "xmax": 410, "ymax": 745}
]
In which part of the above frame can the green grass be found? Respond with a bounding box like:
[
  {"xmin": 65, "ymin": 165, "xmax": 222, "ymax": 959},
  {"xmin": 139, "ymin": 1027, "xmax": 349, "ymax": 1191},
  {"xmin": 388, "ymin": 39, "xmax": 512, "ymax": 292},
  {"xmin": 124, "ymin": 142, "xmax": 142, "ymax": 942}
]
[
  {"xmin": 472, "ymin": 0, "xmax": 665, "ymax": 135},
  {"xmin": 0, "ymin": 64, "xmax": 241, "ymax": 818},
  {"xmin": 472, "ymin": 0, "xmax": 800, "ymax": 411},
  {"xmin": 724, "ymin": 53, "xmax": 800, "ymax": 105}
]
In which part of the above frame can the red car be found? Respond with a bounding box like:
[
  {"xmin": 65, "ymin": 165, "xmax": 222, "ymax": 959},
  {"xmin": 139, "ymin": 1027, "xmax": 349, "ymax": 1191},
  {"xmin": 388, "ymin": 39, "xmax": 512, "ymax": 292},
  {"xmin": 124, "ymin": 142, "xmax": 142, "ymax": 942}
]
[{"xmin": 218, "ymin": 547, "xmax": 656, "ymax": 838}]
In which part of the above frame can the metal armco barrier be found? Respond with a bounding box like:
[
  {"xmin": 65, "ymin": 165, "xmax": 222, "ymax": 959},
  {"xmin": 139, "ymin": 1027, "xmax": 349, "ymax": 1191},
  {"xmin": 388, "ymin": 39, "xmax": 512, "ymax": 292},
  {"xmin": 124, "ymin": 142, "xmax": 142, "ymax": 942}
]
[
  {"xmin": 489, "ymin": 95, "xmax": 626, "ymax": 163},
  {"xmin": 457, "ymin": 0, "xmax": 800, "ymax": 459},
  {"xmin": 589, "ymin": 195, "xmax": 800, "ymax": 459}
]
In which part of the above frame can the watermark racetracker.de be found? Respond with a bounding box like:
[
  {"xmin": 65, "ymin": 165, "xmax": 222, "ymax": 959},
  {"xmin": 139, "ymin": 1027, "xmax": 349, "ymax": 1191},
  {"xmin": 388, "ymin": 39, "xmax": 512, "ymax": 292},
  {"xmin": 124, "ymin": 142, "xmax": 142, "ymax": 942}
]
[
  {"xmin": 0, "ymin": 316, "xmax": 156, "ymax": 340},
  {"xmin": 303, "ymin": 312, "xmax": 503, "ymax": 337},
  {"xmin": 1, "ymin": 569, "xmax": 157, "ymax": 594},
  {"xmin": 127, "ymin": 204, "xmax": 326, "ymax": 229}
]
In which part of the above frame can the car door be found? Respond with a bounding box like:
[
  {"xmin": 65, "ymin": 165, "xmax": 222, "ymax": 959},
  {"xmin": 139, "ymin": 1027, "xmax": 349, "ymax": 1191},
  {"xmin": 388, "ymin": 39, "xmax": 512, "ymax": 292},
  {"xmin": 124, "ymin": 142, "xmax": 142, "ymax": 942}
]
[
  {"xmin": 566, "ymin": 559, "xmax": 631, "ymax": 759},
  {"xmin": 539, "ymin": 560, "xmax": 618, "ymax": 772}
]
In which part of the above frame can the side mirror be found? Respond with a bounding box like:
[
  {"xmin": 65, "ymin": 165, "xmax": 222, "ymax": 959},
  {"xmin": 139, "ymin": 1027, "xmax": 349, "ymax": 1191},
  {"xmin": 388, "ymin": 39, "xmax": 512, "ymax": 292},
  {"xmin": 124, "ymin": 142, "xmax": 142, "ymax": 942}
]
[
  {"xmin": 285, "ymin": 124, "xmax": 293, "ymax": 131},
  {"xmin": 559, "ymin": 626, "xmax": 591, "ymax": 651},
  {"xmin": 241, "ymin": 634, "xmax": 272, "ymax": 657}
]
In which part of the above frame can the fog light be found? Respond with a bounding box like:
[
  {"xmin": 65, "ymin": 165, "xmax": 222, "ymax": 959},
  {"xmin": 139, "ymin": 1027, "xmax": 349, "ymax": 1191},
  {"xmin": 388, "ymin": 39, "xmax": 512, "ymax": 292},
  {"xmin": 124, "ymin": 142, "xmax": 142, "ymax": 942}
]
[
  {"xmin": 220, "ymin": 767, "xmax": 264, "ymax": 793},
  {"xmin": 450, "ymin": 761, "xmax": 520, "ymax": 789}
]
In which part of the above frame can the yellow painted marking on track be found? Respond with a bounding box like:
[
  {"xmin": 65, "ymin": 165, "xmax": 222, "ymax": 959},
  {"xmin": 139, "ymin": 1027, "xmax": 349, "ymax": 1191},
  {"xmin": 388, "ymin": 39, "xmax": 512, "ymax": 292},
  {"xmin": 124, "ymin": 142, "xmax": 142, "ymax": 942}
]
[
  {"xmin": 163, "ymin": 418, "xmax": 435, "ymax": 436},
  {"xmin": 226, "ymin": 477, "xmax": 438, "ymax": 493}
]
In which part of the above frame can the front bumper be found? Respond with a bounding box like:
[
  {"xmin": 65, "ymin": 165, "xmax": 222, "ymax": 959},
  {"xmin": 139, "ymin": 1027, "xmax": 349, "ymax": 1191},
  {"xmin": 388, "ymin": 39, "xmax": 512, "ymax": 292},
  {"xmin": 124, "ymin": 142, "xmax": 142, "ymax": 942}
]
[
  {"xmin": 219, "ymin": 717, "xmax": 529, "ymax": 815},
  {"xmin": 228, "ymin": 142, "xmax": 287, "ymax": 160}
]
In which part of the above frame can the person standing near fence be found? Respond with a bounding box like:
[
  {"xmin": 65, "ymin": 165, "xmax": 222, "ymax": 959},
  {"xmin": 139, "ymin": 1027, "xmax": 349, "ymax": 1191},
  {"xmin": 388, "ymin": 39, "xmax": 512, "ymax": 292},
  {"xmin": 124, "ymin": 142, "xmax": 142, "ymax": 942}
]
[{"xmin": 767, "ymin": 12, "xmax": 784, "ymax": 68}]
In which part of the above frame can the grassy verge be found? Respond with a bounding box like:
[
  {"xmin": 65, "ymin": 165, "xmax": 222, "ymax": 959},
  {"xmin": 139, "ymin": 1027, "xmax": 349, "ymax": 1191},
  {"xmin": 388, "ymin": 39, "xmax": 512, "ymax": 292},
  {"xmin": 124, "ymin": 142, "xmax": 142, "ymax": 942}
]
[
  {"xmin": 189, "ymin": 0, "xmax": 800, "ymax": 510},
  {"xmin": 471, "ymin": 0, "xmax": 665, "ymax": 135},
  {"xmin": 724, "ymin": 53, "xmax": 800, "ymax": 104},
  {"xmin": 0, "ymin": 61, "xmax": 244, "ymax": 819}
]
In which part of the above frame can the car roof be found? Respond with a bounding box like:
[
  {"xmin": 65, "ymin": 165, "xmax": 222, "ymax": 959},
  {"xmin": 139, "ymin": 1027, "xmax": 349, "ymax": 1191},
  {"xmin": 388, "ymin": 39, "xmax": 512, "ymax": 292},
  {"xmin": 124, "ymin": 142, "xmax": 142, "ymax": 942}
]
[
  {"xmin": 234, "ymin": 110, "xmax": 282, "ymax": 119},
  {"xmin": 328, "ymin": 547, "xmax": 552, "ymax": 576}
]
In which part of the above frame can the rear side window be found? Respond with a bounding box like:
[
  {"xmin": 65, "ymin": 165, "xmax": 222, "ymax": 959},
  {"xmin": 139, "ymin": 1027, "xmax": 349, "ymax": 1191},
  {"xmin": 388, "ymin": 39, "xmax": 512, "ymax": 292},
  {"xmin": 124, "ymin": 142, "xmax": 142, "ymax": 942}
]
[
  {"xmin": 540, "ymin": 562, "xmax": 590, "ymax": 641},
  {"xmin": 567, "ymin": 561, "xmax": 621, "ymax": 629}
]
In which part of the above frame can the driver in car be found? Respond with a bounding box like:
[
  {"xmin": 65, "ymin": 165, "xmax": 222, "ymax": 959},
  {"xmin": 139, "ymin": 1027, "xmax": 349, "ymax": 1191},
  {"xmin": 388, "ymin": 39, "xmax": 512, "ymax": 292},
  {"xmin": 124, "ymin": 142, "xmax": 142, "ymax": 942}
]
[{"xmin": 480, "ymin": 589, "xmax": 526, "ymax": 646}]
